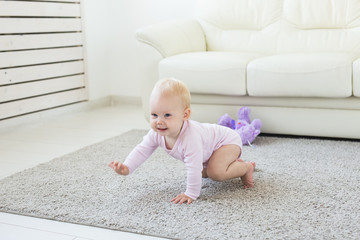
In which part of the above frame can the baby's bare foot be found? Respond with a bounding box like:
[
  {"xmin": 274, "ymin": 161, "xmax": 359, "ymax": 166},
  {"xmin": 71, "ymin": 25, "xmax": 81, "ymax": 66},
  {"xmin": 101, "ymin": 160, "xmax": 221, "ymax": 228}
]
[
  {"xmin": 241, "ymin": 162, "xmax": 254, "ymax": 189},
  {"xmin": 250, "ymin": 161, "xmax": 255, "ymax": 170}
]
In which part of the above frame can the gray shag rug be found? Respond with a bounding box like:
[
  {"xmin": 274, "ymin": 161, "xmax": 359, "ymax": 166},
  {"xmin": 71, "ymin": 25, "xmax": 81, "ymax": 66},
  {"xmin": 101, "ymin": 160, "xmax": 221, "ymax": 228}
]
[{"xmin": 1, "ymin": 129, "xmax": 360, "ymax": 239}]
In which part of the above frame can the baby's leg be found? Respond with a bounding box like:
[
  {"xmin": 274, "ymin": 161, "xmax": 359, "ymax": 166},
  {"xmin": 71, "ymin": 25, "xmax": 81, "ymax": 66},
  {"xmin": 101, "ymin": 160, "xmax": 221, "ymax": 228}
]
[
  {"xmin": 241, "ymin": 163, "xmax": 254, "ymax": 188},
  {"xmin": 238, "ymin": 159, "xmax": 256, "ymax": 170},
  {"xmin": 207, "ymin": 145, "xmax": 254, "ymax": 188}
]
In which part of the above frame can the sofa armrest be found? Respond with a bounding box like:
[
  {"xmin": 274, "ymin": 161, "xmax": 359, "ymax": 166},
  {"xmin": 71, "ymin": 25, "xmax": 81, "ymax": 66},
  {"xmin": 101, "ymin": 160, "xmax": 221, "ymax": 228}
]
[{"xmin": 135, "ymin": 19, "xmax": 206, "ymax": 58}]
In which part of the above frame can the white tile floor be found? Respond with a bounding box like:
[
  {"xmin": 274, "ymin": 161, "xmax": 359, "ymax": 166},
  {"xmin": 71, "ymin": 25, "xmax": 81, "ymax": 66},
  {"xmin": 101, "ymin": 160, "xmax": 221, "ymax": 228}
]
[{"xmin": 0, "ymin": 103, "xmax": 167, "ymax": 240}]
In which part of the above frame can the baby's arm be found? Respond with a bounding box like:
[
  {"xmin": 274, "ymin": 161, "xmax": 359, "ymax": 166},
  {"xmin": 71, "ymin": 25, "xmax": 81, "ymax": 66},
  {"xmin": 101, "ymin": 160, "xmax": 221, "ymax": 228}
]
[
  {"xmin": 109, "ymin": 161, "xmax": 129, "ymax": 175},
  {"xmin": 109, "ymin": 130, "xmax": 159, "ymax": 175},
  {"xmin": 172, "ymin": 135, "xmax": 203, "ymax": 204},
  {"xmin": 170, "ymin": 166, "xmax": 201, "ymax": 205}
]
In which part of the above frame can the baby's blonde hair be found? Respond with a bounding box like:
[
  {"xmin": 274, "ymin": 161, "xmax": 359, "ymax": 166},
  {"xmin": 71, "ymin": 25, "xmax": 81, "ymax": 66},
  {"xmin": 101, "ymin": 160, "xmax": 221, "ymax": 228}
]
[{"xmin": 151, "ymin": 78, "xmax": 191, "ymax": 109}]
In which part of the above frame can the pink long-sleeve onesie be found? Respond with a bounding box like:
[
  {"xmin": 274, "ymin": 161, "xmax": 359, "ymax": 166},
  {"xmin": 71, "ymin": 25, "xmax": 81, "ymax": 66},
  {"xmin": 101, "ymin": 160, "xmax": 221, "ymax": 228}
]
[{"xmin": 123, "ymin": 120, "xmax": 243, "ymax": 200}]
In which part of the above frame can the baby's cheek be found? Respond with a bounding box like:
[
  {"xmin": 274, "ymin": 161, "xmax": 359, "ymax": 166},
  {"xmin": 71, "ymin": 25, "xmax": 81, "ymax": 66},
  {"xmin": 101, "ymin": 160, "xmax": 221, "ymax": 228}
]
[{"xmin": 149, "ymin": 122, "xmax": 156, "ymax": 130}]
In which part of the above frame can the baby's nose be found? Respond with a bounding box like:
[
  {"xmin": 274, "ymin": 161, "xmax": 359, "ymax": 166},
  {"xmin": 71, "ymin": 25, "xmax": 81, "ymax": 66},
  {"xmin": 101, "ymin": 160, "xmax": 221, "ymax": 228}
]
[{"xmin": 157, "ymin": 119, "xmax": 165, "ymax": 125}]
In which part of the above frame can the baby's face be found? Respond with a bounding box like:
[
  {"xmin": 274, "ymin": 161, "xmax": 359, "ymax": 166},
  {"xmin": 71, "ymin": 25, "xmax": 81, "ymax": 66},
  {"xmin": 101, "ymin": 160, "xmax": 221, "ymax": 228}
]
[{"xmin": 149, "ymin": 92, "xmax": 189, "ymax": 139}]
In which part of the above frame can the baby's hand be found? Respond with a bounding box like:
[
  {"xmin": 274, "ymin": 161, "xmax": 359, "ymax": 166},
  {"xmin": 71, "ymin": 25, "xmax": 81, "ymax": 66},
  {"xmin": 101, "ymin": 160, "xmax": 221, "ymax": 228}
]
[
  {"xmin": 109, "ymin": 161, "xmax": 129, "ymax": 175},
  {"xmin": 171, "ymin": 193, "xmax": 193, "ymax": 205}
]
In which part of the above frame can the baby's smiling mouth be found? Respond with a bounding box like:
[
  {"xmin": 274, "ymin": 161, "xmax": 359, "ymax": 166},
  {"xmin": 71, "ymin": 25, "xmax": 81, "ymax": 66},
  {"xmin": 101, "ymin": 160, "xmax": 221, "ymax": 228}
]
[{"xmin": 157, "ymin": 127, "xmax": 168, "ymax": 131}]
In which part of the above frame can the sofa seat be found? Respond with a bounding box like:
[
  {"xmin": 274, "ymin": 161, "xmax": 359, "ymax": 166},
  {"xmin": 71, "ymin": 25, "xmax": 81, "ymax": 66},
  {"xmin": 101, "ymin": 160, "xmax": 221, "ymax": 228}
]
[
  {"xmin": 159, "ymin": 51, "xmax": 263, "ymax": 96},
  {"xmin": 247, "ymin": 52, "xmax": 355, "ymax": 97},
  {"xmin": 160, "ymin": 51, "xmax": 356, "ymax": 98}
]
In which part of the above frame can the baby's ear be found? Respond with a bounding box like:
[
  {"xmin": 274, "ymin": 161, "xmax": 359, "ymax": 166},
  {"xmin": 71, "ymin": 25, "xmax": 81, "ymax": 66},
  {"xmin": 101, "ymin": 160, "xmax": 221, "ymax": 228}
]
[{"xmin": 184, "ymin": 108, "xmax": 191, "ymax": 120}]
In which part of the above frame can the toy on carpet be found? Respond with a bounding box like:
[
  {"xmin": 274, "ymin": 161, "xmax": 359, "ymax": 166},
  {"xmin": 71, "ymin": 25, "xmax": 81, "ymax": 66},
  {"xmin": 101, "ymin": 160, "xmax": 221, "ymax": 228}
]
[{"xmin": 218, "ymin": 107, "xmax": 262, "ymax": 145}]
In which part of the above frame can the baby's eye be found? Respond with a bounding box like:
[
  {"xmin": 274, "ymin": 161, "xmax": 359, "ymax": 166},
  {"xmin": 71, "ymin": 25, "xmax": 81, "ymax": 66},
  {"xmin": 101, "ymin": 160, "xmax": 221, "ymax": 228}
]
[
  {"xmin": 151, "ymin": 113, "xmax": 158, "ymax": 118},
  {"xmin": 164, "ymin": 113, "xmax": 171, "ymax": 118}
]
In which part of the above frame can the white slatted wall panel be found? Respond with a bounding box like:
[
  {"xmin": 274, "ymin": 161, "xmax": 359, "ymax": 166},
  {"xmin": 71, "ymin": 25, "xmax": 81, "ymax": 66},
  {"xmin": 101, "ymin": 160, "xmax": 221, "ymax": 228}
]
[{"xmin": 0, "ymin": 0, "xmax": 87, "ymax": 120}]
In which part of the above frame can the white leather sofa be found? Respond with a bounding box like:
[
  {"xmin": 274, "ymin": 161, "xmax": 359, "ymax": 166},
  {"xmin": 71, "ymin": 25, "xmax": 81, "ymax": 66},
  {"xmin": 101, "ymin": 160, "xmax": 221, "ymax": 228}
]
[{"xmin": 135, "ymin": 0, "xmax": 360, "ymax": 139}]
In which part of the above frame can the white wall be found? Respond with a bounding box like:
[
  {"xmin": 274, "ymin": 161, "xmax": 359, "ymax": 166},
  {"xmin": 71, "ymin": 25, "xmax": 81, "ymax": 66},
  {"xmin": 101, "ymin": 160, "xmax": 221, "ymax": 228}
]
[
  {"xmin": 82, "ymin": 0, "xmax": 196, "ymax": 100},
  {"xmin": 82, "ymin": 0, "xmax": 111, "ymax": 100}
]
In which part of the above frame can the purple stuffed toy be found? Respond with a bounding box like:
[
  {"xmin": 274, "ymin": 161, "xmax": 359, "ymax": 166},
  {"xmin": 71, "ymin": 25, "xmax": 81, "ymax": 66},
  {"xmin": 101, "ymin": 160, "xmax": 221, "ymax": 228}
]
[{"xmin": 218, "ymin": 107, "xmax": 262, "ymax": 145}]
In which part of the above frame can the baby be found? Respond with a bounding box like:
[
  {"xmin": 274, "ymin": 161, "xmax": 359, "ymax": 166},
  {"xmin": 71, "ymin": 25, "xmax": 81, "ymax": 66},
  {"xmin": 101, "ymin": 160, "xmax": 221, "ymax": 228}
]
[{"xmin": 109, "ymin": 78, "xmax": 255, "ymax": 205}]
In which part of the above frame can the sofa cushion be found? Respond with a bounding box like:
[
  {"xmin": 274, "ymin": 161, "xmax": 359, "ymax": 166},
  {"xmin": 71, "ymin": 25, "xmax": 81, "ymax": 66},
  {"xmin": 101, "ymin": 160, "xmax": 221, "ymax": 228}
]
[
  {"xmin": 283, "ymin": 0, "xmax": 360, "ymax": 29},
  {"xmin": 197, "ymin": 0, "xmax": 283, "ymax": 30},
  {"xmin": 196, "ymin": 0, "xmax": 282, "ymax": 53},
  {"xmin": 247, "ymin": 53, "xmax": 354, "ymax": 97},
  {"xmin": 278, "ymin": 0, "xmax": 360, "ymax": 54},
  {"xmin": 159, "ymin": 51, "xmax": 263, "ymax": 96},
  {"xmin": 196, "ymin": 0, "xmax": 360, "ymax": 54}
]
